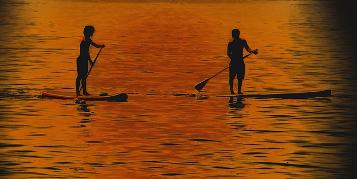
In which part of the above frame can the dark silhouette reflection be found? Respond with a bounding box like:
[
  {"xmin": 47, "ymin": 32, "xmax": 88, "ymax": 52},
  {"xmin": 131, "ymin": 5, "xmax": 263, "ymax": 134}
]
[
  {"xmin": 76, "ymin": 102, "xmax": 94, "ymax": 116},
  {"xmin": 227, "ymin": 28, "xmax": 257, "ymax": 95},
  {"xmin": 77, "ymin": 104, "xmax": 90, "ymax": 113},
  {"xmin": 76, "ymin": 103, "xmax": 94, "ymax": 127},
  {"xmin": 76, "ymin": 25, "xmax": 105, "ymax": 96},
  {"xmin": 228, "ymin": 96, "xmax": 245, "ymax": 109}
]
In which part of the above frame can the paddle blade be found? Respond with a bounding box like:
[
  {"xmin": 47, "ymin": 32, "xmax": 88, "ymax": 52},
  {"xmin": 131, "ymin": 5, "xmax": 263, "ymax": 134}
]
[{"xmin": 194, "ymin": 79, "xmax": 209, "ymax": 91}]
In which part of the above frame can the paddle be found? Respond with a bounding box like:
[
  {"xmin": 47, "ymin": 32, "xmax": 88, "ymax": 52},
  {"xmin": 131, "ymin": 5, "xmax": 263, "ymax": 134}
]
[
  {"xmin": 79, "ymin": 47, "xmax": 104, "ymax": 92},
  {"xmin": 194, "ymin": 49, "xmax": 258, "ymax": 91}
]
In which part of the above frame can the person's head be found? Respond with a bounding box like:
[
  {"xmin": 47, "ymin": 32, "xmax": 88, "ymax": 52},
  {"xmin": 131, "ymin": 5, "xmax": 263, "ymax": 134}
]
[
  {"xmin": 83, "ymin": 25, "xmax": 95, "ymax": 37},
  {"xmin": 232, "ymin": 28, "xmax": 240, "ymax": 39}
]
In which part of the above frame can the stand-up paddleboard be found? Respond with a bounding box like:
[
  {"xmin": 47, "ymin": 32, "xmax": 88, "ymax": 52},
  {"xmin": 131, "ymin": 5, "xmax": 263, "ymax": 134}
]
[
  {"xmin": 217, "ymin": 89, "xmax": 331, "ymax": 99},
  {"xmin": 41, "ymin": 91, "xmax": 128, "ymax": 102}
]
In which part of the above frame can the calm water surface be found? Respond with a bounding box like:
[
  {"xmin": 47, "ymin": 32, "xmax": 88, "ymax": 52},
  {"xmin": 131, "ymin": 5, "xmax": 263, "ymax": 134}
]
[{"xmin": 1, "ymin": 0, "xmax": 356, "ymax": 178}]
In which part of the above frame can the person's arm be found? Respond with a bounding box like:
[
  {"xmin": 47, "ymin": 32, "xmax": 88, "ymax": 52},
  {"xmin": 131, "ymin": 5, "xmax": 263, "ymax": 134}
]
[
  {"xmin": 88, "ymin": 40, "xmax": 104, "ymax": 65},
  {"xmin": 90, "ymin": 39, "xmax": 105, "ymax": 48},
  {"xmin": 227, "ymin": 42, "xmax": 233, "ymax": 59},
  {"xmin": 243, "ymin": 39, "xmax": 258, "ymax": 54}
]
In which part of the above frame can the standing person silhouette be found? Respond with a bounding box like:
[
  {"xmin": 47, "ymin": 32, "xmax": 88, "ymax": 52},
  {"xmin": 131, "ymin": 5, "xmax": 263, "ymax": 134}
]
[
  {"xmin": 76, "ymin": 25, "xmax": 105, "ymax": 96},
  {"xmin": 227, "ymin": 28, "xmax": 257, "ymax": 95}
]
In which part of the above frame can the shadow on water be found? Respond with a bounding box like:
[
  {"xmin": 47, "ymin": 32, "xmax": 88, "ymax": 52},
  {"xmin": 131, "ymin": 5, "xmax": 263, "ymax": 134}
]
[
  {"xmin": 0, "ymin": 1, "xmax": 30, "ymax": 86},
  {"xmin": 0, "ymin": 0, "xmax": 28, "ymax": 172},
  {"xmin": 330, "ymin": 1, "xmax": 357, "ymax": 177}
]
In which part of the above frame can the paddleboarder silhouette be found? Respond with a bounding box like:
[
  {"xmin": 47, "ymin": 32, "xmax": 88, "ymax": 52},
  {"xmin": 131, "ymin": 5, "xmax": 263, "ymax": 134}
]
[
  {"xmin": 76, "ymin": 25, "xmax": 105, "ymax": 96},
  {"xmin": 227, "ymin": 28, "xmax": 257, "ymax": 95}
]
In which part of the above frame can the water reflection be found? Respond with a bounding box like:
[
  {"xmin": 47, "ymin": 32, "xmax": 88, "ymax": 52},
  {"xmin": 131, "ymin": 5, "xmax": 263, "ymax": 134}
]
[
  {"xmin": 77, "ymin": 103, "xmax": 91, "ymax": 113},
  {"xmin": 228, "ymin": 96, "xmax": 245, "ymax": 109},
  {"xmin": 76, "ymin": 103, "xmax": 95, "ymax": 128},
  {"xmin": 0, "ymin": 0, "xmax": 354, "ymax": 178}
]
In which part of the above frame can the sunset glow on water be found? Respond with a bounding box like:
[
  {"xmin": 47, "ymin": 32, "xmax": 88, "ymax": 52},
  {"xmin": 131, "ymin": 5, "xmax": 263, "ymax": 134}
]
[{"xmin": 0, "ymin": 0, "xmax": 356, "ymax": 178}]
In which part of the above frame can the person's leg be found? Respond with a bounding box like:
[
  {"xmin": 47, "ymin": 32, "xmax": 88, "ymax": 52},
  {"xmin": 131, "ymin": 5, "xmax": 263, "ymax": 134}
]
[
  {"xmin": 76, "ymin": 60, "xmax": 84, "ymax": 96},
  {"xmin": 238, "ymin": 77, "xmax": 243, "ymax": 94},
  {"xmin": 82, "ymin": 78, "xmax": 90, "ymax": 95},
  {"xmin": 237, "ymin": 63, "xmax": 245, "ymax": 94},
  {"xmin": 76, "ymin": 75, "xmax": 81, "ymax": 96},
  {"xmin": 229, "ymin": 66, "xmax": 236, "ymax": 94},
  {"xmin": 82, "ymin": 63, "xmax": 90, "ymax": 96},
  {"xmin": 229, "ymin": 78, "xmax": 235, "ymax": 94}
]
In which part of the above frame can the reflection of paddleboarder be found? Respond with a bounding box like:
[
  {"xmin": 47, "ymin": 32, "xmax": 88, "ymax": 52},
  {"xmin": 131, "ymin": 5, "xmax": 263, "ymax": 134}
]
[
  {"xmin": 227, "ymin": 28, "xmax": 257, "ymax": 95},
  {"xmin": 76, "ymin": 25, "xmax": 105, "ymax": 96},
  {"xmin": 229, "ymin": 96, "xmax": 245, "ymax": 109}
]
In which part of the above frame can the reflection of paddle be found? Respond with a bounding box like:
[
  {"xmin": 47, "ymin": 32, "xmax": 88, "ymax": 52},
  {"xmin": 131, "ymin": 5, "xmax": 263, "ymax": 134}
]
[
  {"xmin": 79, "ymin": 47, "xmax": 104, "ymax": 92},
  {"xmin": 194, "ymin": 49, "xmax": 258, "ymax": 91}
]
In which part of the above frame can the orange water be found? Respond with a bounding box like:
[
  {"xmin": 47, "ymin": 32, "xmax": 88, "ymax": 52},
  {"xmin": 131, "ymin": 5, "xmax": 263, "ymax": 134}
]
[{"xmin": 0, "ymin": 0, "xmax": 355, "ymax": 178}]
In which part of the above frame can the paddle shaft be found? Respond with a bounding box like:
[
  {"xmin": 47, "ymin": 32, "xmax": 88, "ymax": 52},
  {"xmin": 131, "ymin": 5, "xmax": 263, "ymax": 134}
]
[
  {"xmin": 194, "ymin": 51, "xmax": 256, "ymax": 91},
  {"xmin": 206, "ymin": 52, "xmax": 253, "ymax": 81},
  {"xmin": 79, "ymin": 47, "xmax": 103, "ymax": 92}
]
